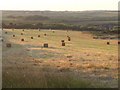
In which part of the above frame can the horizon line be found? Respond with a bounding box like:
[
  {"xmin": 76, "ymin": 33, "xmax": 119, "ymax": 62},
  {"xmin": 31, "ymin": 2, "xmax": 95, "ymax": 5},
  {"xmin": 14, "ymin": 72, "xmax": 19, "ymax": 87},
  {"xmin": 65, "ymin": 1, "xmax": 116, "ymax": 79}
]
[{"xmin": 0, "ymin": 9, "xmax": 118, "ymax": 12}]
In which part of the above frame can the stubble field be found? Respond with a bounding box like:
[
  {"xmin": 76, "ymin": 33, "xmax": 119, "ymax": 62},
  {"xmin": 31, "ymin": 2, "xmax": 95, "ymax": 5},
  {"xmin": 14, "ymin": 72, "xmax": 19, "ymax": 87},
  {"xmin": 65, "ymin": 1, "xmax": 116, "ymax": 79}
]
[{"xmin": 2, "ymin": 29, "xmax": 118, "ymax": 88}]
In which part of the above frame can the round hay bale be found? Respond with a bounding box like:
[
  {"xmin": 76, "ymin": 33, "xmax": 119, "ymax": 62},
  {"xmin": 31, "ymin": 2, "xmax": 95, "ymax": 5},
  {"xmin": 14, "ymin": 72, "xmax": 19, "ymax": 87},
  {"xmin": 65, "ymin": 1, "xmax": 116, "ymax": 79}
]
[
  {"xmin": 70, "ymin": 63, "xmax": 73, "ymax": 66},
  {"xmin": 93, "ymin": 36, "xmax": 99, "ymax": 39},
  {"xmin": 107, "ymin": 42, "xmax": 110, "ymax": 45},
  {"xmin": 43, "ymin": 43, "xmax": 48, "ymax": 48},
  {"xmin": 5, "ymin": 32, "xmax": 7, "ymax": 34},
  {"xmin": 62, "ymin": 42, "xmax": 65, "ymax": 46},
  {"xmin": 13, "ymin": 35, "xmax": 15, "ymax": 37},
  {"xmin": 61, "ymin": 40, "xmax": 65, "ymax": 42},
  {"xmin": 21, "ymin": 33, "xmax": 23, "ymax": 35},
  {"xmin": 21, "ymin": 39, "xmax": 24, "ymax": 41},
  {"xmin": 68, "ymin": 37, "xmax": 71, "ymax": 41},
  {"xmin": 67, "ymin": 55, "xmax": 72, "ymax": 58},
  {"xmin": 118, "ymin": 41, "xmax": 120, "ymax": 44},
  {"xmin": 38, "ymin": 35, "xmax": 40, "ymax": 37},
  {"xmin": 44, "ymin": 34, "xmax": 47, "ymax": 36},
  {"xmin": 6, "ymin": 43, "xmax": 11, "ymax": 48},
  {"xmin": 31, "ymin": 37, "xmax": 33, "ymax": 39}
]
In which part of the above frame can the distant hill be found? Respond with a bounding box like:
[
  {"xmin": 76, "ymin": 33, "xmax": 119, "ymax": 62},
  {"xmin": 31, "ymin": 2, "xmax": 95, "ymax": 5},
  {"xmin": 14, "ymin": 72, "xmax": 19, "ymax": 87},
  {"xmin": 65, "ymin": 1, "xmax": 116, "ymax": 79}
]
[{"xmin": 2, "ymin": 10, "xmax": 118, "ymax": 25}]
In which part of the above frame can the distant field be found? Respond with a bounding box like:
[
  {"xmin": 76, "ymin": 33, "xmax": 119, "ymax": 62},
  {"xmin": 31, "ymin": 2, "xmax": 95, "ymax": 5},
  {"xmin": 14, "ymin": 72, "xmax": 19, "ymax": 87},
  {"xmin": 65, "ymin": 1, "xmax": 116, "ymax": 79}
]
[{"xmin": 2, "ymin": 29, "xmax": 118, "ymax": 88}]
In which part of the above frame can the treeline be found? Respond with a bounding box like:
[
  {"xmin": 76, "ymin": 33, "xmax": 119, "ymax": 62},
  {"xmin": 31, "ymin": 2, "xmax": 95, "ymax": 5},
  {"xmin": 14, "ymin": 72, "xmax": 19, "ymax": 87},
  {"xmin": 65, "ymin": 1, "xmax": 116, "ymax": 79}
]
[
  {"xmin": 2, "ymin": 22, "xmax": 103, "ymax": 31},
  {"xmin": 2, "ymin": 22, "xmax": 118, "ymax": 36}
]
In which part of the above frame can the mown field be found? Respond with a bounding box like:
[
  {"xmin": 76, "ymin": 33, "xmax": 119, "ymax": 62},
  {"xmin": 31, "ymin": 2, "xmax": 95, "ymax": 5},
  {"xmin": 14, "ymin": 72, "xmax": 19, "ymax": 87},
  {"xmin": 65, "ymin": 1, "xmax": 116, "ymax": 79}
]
[{"xmin": 2, "ymin": 29, "xmax": 118, "ymax": 88}]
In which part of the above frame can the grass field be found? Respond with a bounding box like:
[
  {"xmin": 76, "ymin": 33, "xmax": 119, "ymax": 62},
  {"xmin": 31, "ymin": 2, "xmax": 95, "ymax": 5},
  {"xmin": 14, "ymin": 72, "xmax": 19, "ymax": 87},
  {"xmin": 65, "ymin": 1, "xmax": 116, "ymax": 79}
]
[{"xmin": 2, "ymin": 29, "xmax": 118, "ymax": 88}]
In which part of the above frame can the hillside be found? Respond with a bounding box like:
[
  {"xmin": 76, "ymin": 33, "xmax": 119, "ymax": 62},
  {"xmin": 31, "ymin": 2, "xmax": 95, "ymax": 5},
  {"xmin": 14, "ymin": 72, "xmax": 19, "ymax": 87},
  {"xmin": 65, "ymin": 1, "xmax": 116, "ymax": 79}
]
[
  {"xmin": 1, "ymin": 10, "xmax": 119, "ymax": 38},
  {"xmin": 2, "ymin": 10, "xmax": 118, "ymax": 25}
]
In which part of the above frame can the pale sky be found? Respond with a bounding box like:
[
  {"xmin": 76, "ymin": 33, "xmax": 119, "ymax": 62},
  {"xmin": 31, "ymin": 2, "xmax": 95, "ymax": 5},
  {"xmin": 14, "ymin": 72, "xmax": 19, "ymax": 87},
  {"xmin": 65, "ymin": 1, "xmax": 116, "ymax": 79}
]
[{"xmin": 0, "ymin": 0, "xmax": 119, "ymax": 11}]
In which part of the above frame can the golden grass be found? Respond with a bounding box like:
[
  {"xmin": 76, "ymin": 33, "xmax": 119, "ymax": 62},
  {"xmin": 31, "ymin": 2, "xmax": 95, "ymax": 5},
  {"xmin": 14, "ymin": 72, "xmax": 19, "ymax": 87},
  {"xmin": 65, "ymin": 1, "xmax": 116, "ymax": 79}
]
[{"xmin": 2, "ymin": 29, "xmax": 118, "ymax": 88}]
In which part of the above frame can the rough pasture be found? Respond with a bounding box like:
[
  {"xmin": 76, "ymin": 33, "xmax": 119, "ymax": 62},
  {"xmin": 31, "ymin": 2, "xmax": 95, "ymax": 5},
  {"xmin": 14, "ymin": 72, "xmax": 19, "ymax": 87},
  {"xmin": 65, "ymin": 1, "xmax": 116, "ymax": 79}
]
[{"xmin": 2, "ymin": 29, "xmax": 118, "ymax": 88}]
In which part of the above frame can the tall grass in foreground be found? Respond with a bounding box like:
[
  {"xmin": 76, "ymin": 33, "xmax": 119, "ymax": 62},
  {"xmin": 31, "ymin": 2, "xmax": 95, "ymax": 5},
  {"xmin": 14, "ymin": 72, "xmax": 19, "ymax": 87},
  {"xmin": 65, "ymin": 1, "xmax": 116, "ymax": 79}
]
[{"xmin": 3, "ymin": 68, "xmax": 107, "ymax": 88}]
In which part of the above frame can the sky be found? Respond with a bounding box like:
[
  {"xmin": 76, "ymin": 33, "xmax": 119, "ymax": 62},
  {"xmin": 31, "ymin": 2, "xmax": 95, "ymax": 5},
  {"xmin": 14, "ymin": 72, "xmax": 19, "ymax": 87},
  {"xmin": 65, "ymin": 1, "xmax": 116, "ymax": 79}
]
[{"xmin": 0, "ymin": 0, "xmax": 119, "ymax": 11}]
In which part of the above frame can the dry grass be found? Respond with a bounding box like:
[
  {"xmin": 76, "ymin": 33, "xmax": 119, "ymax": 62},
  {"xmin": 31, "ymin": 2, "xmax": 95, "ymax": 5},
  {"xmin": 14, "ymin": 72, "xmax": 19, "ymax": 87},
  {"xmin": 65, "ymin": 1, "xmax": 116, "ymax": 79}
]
[{"xmin": 2, "ymin": 29, "xmax": 118, "ymax": 88}]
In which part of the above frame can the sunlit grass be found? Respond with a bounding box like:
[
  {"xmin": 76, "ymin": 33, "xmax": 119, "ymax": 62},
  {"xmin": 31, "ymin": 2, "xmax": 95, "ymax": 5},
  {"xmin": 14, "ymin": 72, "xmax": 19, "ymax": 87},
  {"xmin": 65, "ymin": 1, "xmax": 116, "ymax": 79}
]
[{"xmin": 2, "ymin": 29, "xmax": 118, "ymax": 88}]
